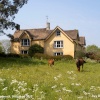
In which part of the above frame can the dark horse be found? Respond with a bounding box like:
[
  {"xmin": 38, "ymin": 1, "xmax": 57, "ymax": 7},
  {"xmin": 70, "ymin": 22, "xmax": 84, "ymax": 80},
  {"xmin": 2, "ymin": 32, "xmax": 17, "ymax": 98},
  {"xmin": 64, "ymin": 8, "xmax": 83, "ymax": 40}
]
[{"xmin": 76, "ymin": 58, "xmax": 86, "ymax": 72}]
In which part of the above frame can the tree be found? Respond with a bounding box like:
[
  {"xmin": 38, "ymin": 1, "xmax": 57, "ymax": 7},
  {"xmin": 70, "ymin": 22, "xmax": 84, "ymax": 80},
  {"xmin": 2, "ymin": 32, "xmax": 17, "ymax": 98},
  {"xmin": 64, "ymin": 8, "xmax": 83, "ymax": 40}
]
[
  {"xmin": 86, "ymin": 45, "xmax": 100, "ymax": 59},
  {"xmin": 1, "ymin": 39, "xmax": 11, "ymax": 54},
  {"xmin": 86, "ymin": 45, "xmax": 99, "ymax": 53},
  {"xmin": 0, "ymin": 0, "xmax": 28, "ymax": 35},
  {"xmin": 28, "ymin": 44, "xmax": 44, "ymax": 57}
]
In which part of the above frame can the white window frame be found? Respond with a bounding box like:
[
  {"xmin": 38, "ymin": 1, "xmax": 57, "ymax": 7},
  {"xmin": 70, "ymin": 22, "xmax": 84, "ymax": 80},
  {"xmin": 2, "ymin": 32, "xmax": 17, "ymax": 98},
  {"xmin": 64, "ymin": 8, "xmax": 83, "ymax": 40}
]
[
  {"xmin": 54, "ymin": 41, "xmax": 63, "ymax": 48},
  {"xmin": 21, "ymin": 50, "xmax": 28, "ymax": 54},
  {"xmin": 56, "ymin": 30, "xmax": 61, "ymax": 36},
  {"xmin": 21, "ymin": 39, "xmax": 30, "ymax": 46},
  {"xmin": 54, "ymin": 52, "xmax": 63, "ymax": 56}
]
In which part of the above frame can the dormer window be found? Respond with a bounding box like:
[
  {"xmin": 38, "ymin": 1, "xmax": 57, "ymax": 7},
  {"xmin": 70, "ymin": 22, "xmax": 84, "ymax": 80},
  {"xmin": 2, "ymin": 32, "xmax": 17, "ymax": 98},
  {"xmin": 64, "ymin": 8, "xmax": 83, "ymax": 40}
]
[
  {"xmin": 56, "ymin": 30, "xmax": 61, "ymax": 36},
  {"xmin": 21, "ymin": 39, "xmax": 30, "ymax": 46}
]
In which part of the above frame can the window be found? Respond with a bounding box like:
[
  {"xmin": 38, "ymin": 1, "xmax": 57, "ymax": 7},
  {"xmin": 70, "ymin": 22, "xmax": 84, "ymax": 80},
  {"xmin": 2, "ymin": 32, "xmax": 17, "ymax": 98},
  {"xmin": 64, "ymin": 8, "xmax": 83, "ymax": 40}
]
[
  {"xmin": 21, "ymin": 39, "xmax": 30, "ymax": 46},
  {"xmin": 54, "ymin": 52, "xmax": 63, "ymax": 56},
  {"xmin": 54, "ymin": 41, "xmax": 63, "ymax": 48},
  {"xmin": 56, "ymin": 30, "xmax": 60, "ymax": 36},
  {"xmin": 21, "ymin": 50, "xmax": 28, "ymax": 54}
]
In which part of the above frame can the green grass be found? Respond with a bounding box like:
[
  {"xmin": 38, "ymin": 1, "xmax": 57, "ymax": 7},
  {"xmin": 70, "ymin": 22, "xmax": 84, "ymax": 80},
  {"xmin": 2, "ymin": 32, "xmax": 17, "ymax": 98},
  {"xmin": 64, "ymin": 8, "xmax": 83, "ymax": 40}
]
[{"xmin": 0, "ymin": 57, "xmax": 100, "ymax": 100}]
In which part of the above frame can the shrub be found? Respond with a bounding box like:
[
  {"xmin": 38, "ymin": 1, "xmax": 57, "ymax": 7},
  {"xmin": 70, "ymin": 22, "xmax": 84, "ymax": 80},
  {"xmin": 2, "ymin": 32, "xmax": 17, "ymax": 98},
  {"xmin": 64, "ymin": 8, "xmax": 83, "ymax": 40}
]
[
  {"xmin": 34, "ymin": 53, "xmax": 51, "ymax": 59},
  {"xmin": 6, "ymin": 53, "xmax": 20, "ymax": 57},
  {"xmin": 33, "ymin": 53, "xmax": 73, "ymax": 61},
  {"xmin": 75, "ymin": 50, "xmax": 86, "ymax": 59},
  {"xmin": 53, "ymin": 55, "xmax": 73, "ymax": 61},
  {"xmin": 28, "ymin": 44, "xmax": 44, "ymax": 57},
  {"xmin": 0, "ymin": 52, "xmax": 6, "ymax": 57}
]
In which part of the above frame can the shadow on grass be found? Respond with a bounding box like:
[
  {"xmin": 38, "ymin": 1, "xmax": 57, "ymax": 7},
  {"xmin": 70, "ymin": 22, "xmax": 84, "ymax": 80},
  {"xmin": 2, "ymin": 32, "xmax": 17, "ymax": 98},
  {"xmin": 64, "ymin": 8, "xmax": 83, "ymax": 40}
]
[
  {"xmin": 81, "ymin": 70, "xmax": 90, "ymax": 72},
  {"xmin": 0, "ymin": 57, "xmax": 46, "ymax": 69}
]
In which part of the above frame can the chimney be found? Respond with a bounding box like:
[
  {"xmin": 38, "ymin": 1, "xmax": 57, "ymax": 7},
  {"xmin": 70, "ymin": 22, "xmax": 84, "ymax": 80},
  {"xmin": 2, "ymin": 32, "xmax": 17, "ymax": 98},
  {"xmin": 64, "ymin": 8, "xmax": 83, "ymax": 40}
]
[{"xmin": 46, "ymin": 22, "xmax": 50, "ymax": 30}]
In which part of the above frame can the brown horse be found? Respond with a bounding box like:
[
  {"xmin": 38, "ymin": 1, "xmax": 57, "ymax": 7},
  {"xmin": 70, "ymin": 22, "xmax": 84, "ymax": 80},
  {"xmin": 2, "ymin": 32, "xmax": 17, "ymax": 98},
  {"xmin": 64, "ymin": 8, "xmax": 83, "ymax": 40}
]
[
  {"xmin": 48, "ymin": 59, "xmax": 54, "ymax": 67},
  {"xmin": 76, "ymin": 58, "xmax": 86, "ymax": 71}
]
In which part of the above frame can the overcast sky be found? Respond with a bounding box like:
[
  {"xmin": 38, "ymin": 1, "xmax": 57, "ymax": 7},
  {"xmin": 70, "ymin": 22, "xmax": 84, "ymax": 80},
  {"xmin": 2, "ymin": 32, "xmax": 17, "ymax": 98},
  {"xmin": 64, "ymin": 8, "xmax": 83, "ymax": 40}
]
[{"xmin": 1, "ymin": 0, "xmax": 100, "ymax": 47}]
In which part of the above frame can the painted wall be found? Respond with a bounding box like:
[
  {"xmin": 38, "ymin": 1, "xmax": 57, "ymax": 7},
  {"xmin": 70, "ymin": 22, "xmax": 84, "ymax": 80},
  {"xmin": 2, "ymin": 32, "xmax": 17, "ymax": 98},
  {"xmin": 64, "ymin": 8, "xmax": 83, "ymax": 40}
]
[
  {"xmin": 44, "ymin": 31, "xmax": 75, "ymax": 57},
  {"xmin": 11, "ymin": 42, "xmax": 20, "ymax": 54}
]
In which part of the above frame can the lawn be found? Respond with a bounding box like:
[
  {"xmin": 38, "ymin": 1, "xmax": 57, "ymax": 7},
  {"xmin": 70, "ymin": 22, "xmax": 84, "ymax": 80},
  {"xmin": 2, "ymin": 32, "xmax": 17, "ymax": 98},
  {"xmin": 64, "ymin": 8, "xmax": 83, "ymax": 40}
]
[{"xmin": 0, "ymin": 57, "xmax": 100, "ymax": 100}]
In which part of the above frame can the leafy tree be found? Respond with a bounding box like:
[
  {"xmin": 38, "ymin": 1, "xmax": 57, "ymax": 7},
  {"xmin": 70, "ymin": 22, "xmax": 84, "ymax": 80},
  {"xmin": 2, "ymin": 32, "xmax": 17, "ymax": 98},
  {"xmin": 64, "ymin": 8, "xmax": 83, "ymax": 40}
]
[
  {"xmin": 28, "ymin": 44, "xmax": 44, "ymax": 57},
  {"xmin": 86, "ymin": 45, "xmax": 99, "ymax": 53},
  {"xmin": 86, "ymin": 45, "xmax": 100, "ymax": 60},
  {"xmin": 0, "ymin": 0, "xmax": 28, "ymax": 35},
  {"xmin": 1, "ymin": 39, "xmax": 11, "ymax": 54}
]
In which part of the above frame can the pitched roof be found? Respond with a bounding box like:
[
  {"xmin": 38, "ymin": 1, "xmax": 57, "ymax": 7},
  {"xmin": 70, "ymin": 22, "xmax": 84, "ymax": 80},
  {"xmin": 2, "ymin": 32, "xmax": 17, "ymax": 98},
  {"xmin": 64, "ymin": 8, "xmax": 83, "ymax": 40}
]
[
  {"xmin": 45, "ymin": 26, "xmax": 74, "ymax": 42},
  {"xmin": 12, "ymin": 26, "xmax": 86, "ymax": 46},
  {"xmin": 79, "ymin": 37, "xmax": 86, "ymax": 45},
  {"xmin": 64, "ymin": 30, "xmax": 79, "ymax": 40},
  {"xmin": 13, "ymin": 28, "xmax": 52, "ymax": 40}
]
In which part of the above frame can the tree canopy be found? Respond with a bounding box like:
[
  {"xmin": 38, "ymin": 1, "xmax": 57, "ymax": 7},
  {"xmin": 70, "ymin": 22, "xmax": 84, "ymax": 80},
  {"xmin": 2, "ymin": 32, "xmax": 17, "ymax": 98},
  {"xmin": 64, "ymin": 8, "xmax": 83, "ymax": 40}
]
[
  {"xmin": 86, "ymin": 45, "xmax": 100, "ymax": 53},
  {"xmin": 0, "ymin": 0, "xmax": 28, "ymax": 35}
]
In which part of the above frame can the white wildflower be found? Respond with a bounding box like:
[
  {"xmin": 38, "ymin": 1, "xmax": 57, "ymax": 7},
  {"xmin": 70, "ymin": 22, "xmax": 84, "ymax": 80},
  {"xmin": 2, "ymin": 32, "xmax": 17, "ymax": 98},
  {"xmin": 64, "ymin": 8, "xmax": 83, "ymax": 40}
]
[
  {"xmin": 62, "ymin": 87, "xmax": 66, "ymax": 91},
  {"xmin": 77, "ymin": 96, "xmax": 83, "ymax": 99},
  {"xmin": 11, "ymin": 79, "xmax": 18, "ymax": 85},
  {"xmin": 83, "ymin": 91, "xmax": 88, "ymax": 95},
  {"xmin": 60, "ymin": 83, "xmax": 63, "ymax": 86},
  {"xmin": 55, "ymin": 90, "xmax": 61, "ymax": 92},
  {"xmin": 57, "ymin": 74, "xmax": 62, "ymax": 78},
  {"xmin": 51, "ymin": 85, "xmax": 57, "ymax": 89},
  {"xmin": 54, "ymin": 77, "xmax": 58, "ymax": 81},
  {"xmin": 58, "ymin": 98, "xmax": 62, "ymax": 100},
  {"xmin": 97, "ymin": 87, "xmax": 100, "ymax": 90},
  {"xmin": 91, "ymin": 94, "xmax": 97, "ymax": 98},
  {"xmin": 71, "ymin": 83, "xmax": 75, "ymax": 85},
  {"xmin": 98, "ymin": 94, "xmax": 100, "ymax": 98},
  {"xmin": 2, "ymin": 87, "xmax": 8, "ymax": 91},
  {"xmin": 67, "ymin": 71, "xmax": 72, "ymax": 74},
  {"xmin": 75, "ymin": 83, "xmax": 81, "ymax": 86},
  {"xmin": 34, "ymin": 84, "xmax": 38, "ymax": 87},
  {"xmin": 66, "ymin": 89, "xmax": 72, "ymax": 93},
  {"xmin": 0, "ymin": 78, "xmax": 5, "ymax": 82}
]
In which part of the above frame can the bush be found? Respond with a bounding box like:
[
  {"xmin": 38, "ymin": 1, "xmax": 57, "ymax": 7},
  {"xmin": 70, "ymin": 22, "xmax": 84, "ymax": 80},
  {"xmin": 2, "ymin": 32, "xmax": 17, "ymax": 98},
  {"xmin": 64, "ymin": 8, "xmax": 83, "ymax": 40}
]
[
  {"xmin": 75, "ymin": 50, "xmax": 86, "ymax": 59},
  {"xmin": 53, "ymin": 55, "xmax": 73, "ymax": 61},
  {"xmin": 0, "ymin": 52, "xmax": 6, "ymax": 57},
  {"xmin": 34, "ymin": 53, "xmax": 73, "ymax": 61},
  {"xmin": 0, "ymin": 53, "xmax": 20, "ymax": 58},
  {"xmin": 28, "ymin": 44, "xmax": 44, "ymax": 57},
  {"xmin": 34, "ymin": 53, "xmax": 51, "ymax": 59},
  {"xmin": 6, "ymin": 53, "xmax": 20, "ymax": 57}
]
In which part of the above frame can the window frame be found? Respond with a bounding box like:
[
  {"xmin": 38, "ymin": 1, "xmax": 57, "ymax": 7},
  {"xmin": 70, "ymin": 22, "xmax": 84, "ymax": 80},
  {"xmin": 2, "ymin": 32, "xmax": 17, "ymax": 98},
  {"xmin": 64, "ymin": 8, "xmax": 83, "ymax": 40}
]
[
  {"xmin": 21, "ymin": 50, "xmax": 28, "ymax": 54},
  {"xmin": 56, "ymin": 30, "xmax": 61, "ymax": 36},
  {"xmin": 54, "ymin": 41, "xmax": 63, "ymax": 48},
  {"xmin": 54, "ymin": 52, "xmax": 63, "ymax": 56},
  {"xmin": 21, "ymin": 39, "xmax": 30, "ymax": 46}
]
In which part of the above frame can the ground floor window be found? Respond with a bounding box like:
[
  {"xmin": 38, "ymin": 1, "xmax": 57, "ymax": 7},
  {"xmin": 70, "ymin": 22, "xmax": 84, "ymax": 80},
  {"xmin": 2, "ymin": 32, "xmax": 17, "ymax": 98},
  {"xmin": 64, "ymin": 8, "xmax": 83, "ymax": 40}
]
[
  {"xmin": 21, "ymin": 50, "xmax": 28, "ymax": 54},
  {"xmin": 54, "ymin": 52, "xmax": 63, "ymax": 56}
]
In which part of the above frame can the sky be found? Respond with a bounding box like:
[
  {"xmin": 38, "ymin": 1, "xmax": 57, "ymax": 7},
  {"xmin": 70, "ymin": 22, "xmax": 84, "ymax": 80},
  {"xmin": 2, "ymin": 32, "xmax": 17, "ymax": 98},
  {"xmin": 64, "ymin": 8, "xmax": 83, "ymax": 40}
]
[{"xmin": 1, "ymin": 0, "xmax": 100, "ymax": 47}]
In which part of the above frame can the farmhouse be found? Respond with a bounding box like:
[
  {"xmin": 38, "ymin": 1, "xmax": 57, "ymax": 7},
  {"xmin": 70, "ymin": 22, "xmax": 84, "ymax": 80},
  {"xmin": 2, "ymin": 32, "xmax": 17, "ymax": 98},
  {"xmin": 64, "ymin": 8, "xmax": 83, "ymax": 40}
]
[{"xmin": 10, "ymin": 22, "xmax": 86, "ymax": 58}]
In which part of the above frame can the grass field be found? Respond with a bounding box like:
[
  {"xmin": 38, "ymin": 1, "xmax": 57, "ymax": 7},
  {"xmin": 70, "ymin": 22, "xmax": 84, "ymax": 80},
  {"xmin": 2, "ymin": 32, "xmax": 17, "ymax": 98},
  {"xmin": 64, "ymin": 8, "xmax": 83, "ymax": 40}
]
[{"xmin": 0, "ymin": 57, "xmax": 100, "ymax": 100}]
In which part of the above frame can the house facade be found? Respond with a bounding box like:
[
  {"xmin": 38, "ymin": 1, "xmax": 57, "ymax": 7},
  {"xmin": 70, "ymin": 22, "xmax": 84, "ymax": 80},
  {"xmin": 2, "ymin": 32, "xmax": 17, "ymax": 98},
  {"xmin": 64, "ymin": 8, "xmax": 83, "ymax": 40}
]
[{"xmin": 10, "ymin": 23, "xmax": 86, "ymax": 58}]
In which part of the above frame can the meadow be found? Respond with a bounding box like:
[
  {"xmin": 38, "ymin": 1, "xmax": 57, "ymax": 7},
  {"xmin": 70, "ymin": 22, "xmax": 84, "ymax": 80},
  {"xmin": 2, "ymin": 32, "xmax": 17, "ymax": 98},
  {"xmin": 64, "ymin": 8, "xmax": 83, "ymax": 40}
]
[{"xmin": 0, "ymin": 57, "xmax": 100, "ymax": 100}]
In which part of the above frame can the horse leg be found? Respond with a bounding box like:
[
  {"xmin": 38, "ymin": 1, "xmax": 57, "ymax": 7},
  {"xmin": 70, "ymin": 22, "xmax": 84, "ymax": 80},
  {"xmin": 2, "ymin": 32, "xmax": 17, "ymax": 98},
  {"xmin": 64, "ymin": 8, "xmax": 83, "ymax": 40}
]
[{"xmin": 77, "ymin": 66, "xmax": 80, "ymax": 72}]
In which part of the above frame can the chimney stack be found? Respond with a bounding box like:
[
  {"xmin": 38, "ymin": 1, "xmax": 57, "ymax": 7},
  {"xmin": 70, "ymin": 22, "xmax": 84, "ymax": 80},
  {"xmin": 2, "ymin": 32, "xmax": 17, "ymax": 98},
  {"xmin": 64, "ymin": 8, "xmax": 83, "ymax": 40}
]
[{"xmin": 46, "ymin": 22, "xmax": 50, "ymax": 30}]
